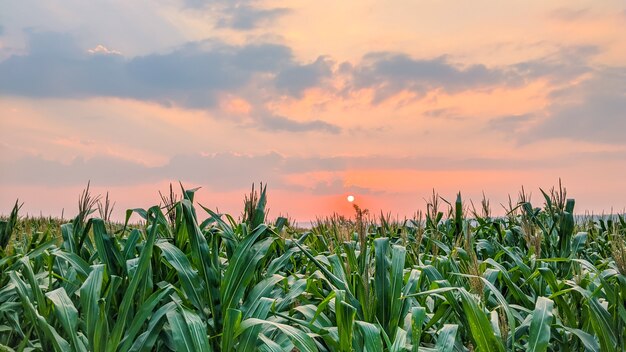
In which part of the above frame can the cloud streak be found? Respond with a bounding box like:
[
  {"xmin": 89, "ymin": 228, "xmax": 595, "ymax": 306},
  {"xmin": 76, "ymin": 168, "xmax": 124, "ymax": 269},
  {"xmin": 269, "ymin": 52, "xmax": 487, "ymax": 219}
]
[
  {"xmin": 524, "ymin": 67, "xmax": 626, "ymax": 144},
  {"xmin": 275, "ymin": 56, "xmax": 334, "ymax": 97},
  {"xmin": 217, "ymin": 6, "xmax": 290, "ymax": 30},
  {"xmin": 257, "ymin": 113, "xmax": 341, "ymax": 134},
  {"xmin": 182, "ymin": 0, "xmax": 290, "ymax": 30},
  {"xmin": 350, "ymin": 53, "xmax": 518, "ymax": 103},
  {"xmin": 0, "ymin": 31, "xmax": 341, "ymax": 133}
]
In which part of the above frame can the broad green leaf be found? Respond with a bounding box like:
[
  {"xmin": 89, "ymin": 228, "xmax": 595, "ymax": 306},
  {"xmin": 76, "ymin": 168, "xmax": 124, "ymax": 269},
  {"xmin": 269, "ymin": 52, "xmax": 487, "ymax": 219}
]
[
  {"xmin": 335, "ymin": 290, "xmax": 356, "ymax": 352},
  {"xmin": 166, "ymin": 307, "xmax": 194, "ymax": 352},
  {"xmin": 182, "ymin": 200, "xmax": 220, "ymax": 327},
  {"xmin": 156, "ymin": 241, "xmax": 205, "ymax": 313},
  {"xmin": 527, "ymin": 297, "xmax": 554, "ymax": 352},
  {"xmin": 374, "ymin": 238, "xmax": 391, "ymax": 330},
  {"xmin": 388, "ymin": 245, "xmax": 407, "ymax": 337},
  {"xmin": 128, "ymin": 302, "xmax": 176, "ymax": 352},
  {"xmin": 79, "ymin": 264, "xmax": 104, "ymax": 350},
  {"xmin": 179, "ymin": 304, "xmax": 211, "ymax": 352},
  {"xmin": 221, "ymin": 225, "xmax": 275, "ymax": 317},
  {"xmin": 10, "ymin": 272, "xmax": 70, "ymax": 352},
  {"xmin": 435, "ymin": 324, "xmax": 458, "ymax": 352},
  {"xmin": 258, "ymin": 334, "xmax": 284, "ymax": 352},
  {"xmin": 222, "ymin": 308, "xmax": 243, "ymax": 352},
  {"xmin": 52, "ymin": 250, "xmax": 91, "ymax": 281},
  {"xmin": 107, "ymin": 206, "xmax": 161, "ymax": 350},
  {"xmin": 46, "ymin": 288, "xmax": 84, "ymax": 351},
  {"xmin": 411, "ymin": 307, "xmax": 426, "ymax": 352},
  {"xmin": 92, "ymin": 219, "xmax": 124, "ymax": 276},
  {"xmin": 389, "ymin": 327, "xmax": 407, "ymax": 352},
  {"xmin": 118, "ymin": 285, "xmax": 174, "ymax": 352},
  {"xmin": 239, "ymin": 298, "xmax": 274, "ymax": 352},
  {"xmin": 458, "ymin": 289, "xmax": 505, "ymax": 352},
  {"xmin": 238, "ymin": 318, "xmax": 318, "ymax": 352},
  {"xmin": 356, "ymin": 321, "xmax": 383, "ymax": 352},
  {"xmin": 562, "ymin": 327, "xmax": 600, "ymax": 352}
]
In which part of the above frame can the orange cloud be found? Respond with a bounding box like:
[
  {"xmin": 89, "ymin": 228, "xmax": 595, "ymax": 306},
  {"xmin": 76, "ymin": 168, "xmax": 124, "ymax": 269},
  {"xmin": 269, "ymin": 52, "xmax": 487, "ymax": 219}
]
[{"xmin": 220, "ymin": 95, "xmax": 253, "ymax": 115}]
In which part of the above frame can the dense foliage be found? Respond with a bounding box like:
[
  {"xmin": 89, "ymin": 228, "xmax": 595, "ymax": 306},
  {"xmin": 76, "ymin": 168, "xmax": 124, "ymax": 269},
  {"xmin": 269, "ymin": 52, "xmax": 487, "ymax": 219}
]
[{"xmin": 1, "ymin": 184, "xmax": 625, "ymax": 351}]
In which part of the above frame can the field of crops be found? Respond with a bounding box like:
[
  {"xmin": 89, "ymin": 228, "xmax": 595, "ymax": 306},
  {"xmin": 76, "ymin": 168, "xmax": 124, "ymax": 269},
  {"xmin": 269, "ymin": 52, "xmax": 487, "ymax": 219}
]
[{"xmin": 1, "ymin": 184, "xmax": 625, "ymax": 351}]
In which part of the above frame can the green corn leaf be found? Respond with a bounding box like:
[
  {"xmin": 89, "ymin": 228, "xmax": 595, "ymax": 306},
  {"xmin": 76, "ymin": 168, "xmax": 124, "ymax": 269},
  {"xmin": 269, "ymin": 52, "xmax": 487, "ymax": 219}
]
[
  {"xmin": 527, "ymin": 297, "xmax": 554, "ymax": 352},
  {"xmin": 401, "ymin": 270, "xmax": 420, "ymax": 320},
  {"xmin": 239, "ymin": 298, "xmax": 274, "ymax": 352},
  {"xmin": 93, "ymin": 299, "xmax": 109, "ymax": 352},
  {"xmin": 107, "ymin": 206, "xmax": 161, "ymax": 350},
  {"xmin": 17, "ymin": 257, "xmax": 47, "ymax": 314},
  {"xmin": 221, "ymin": 225, "xmax": 275, "ymax": 317},
  {"xmin": 292, "ymin": 241, "xmax": 360, "ymax": 312},
  {"xmin": 356, "ymin": 321, "xmax": 383, "ymax": 352},
  {"xmin": 435, "ymin": 324, "xmax": 458, "ymax": 352},
  {"xmin": 238, "ymin": 318, "xmax": 318, "ymax": 352},
  {"xmin": 156, "ymin": 241, "xmax": 205, "ymax": 313},
  {"xmin": 374, "ymin": 238, "xmax": 391, "ymax": 329},
  {"xmin": 454, "ymin": 272, "xmax": 516, "ymax": 350},
  {"xmin": 179, "ymin": 304, "xmax": 211, "ymax": 352},
  {"xmin": 118, "ymin": 285, "xmax": 174, "ymax": 351},
  {"xmin": 241, "ymin": 274, "xmax": 284, "ymax": 314},
  {"xmin": 562, "ymin": 327, "xmax": 600, "ymax": 352},
  {"xmin": 167, "ymin": 307, "xmax": 195, "ymax": 352},
  {"xmin": 389, "ymin": 327, "xmax": 407, "ymax": 352},
  {"xmin": 181, "ymin": 200, "xmax": 221, "ymax": 326},
  {"xmin": 538, "ymin": 267, "xmax": 576, "ymax": 326},
  {"xmin": 79, "ymin": 264, "xmax": 104, "ymax": 349},
  {"xmin": 198, "ymin": 204, "xmax": 237, "ymax": 245},
  {"xmin": 0, "ymin": 343, "xmax": 16, "ymax": 352},
  {"xmin": 587, "ymin": 296, "xmax": 617, "ymax": 352},
  {"xmin": 564, "ymin": 281, "xmax": 618, "ymax": 351},
  {"xmin": 46, "ymin": 287, "xmax": 85, "ymax": 351},
  {"xmin": 458, "ymin": 288, "xmax": 505, "ymax": 352},
  {"xmin": 388, "ymin": 245, "xmax": 406, "ymax": 336},
  {"xmin": 92, "ymin": 219, "xmax": 124, "ymax": 276},
  {"xmin": 411, "ymin": 306, "xmax": 426, "ymax": 352},
  {"xmin": 52, "ymin": 250, "xmax": 91, "ymax": 280},
  {"xmin": 128, "ymin": 301, "xmax": 177, "ymax": 352},
  {"xmin": 122, "ymin": 229, "xmax": 141, "ymax": 260},
  {"xmin": 275, "ymin": 278, "xmax": 307, "ymax": 312},
  {"xmin": 258, "ymin": 334, "xmax": 284, "ymax": 352},
  {"xmin": 222, "ymin": 308, "xmax": 243, "ymax": 352},
  {"xmin": 10, "ymin": 272, "xmax": 70, "ymax": 352},
  {"xmin": 335, "ymin": 290, "xmax": 356, "ymax": 352}
]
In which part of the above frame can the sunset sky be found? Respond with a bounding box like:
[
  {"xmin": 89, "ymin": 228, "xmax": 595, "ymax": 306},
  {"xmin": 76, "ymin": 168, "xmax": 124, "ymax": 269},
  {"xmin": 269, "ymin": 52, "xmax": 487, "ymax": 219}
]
[{"xmin": 1, "ymin": 1, "xmax": 625, "ymax": 222}]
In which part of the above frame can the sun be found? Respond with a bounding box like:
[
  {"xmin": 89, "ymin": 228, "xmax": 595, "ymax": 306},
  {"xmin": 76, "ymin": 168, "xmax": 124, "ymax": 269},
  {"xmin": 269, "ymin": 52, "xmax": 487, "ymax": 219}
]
[{"xmin": 347, "ymin": 195, "xmax": 355, "ymax": 203}]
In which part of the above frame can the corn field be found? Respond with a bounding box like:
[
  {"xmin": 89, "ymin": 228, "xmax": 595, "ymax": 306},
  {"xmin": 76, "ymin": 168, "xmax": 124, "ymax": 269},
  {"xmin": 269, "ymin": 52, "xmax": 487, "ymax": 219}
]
[{"xmin": 1, "ymin": 184, "xmax": 625, "ymax": 351}]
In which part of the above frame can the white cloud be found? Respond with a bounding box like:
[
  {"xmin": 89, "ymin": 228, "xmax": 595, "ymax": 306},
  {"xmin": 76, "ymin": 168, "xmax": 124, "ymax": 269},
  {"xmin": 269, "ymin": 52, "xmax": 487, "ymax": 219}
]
[{"xmin": 87, "ymin": 44, "xmax": 122, "ymax": 56}]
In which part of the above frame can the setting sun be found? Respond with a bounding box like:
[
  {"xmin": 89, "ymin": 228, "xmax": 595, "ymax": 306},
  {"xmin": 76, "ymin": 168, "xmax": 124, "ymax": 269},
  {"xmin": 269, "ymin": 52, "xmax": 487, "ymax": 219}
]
[{"xmin": 347, "ymin": 195, "xmax": 355, "ymax": 203}]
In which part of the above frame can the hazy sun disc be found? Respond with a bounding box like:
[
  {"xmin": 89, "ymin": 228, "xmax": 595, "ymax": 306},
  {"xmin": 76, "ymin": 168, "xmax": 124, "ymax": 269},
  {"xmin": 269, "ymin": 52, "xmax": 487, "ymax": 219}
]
[{"xmin": 347, "ymin": 195, "xmax": 355, "ymax": 202}]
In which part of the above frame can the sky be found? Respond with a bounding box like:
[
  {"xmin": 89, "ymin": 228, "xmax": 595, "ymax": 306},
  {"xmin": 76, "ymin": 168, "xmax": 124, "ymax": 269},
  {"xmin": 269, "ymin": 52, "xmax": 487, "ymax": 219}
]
[{"xmin": 1, "ymin": 1, "xmax": 626, "ymax": 222}]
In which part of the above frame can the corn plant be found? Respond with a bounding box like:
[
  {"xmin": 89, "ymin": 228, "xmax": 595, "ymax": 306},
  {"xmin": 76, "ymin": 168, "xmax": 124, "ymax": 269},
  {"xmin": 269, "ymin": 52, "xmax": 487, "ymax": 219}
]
[{"xmin": 0, "ymin": 183, "xmax": 625, "ymax": 351}]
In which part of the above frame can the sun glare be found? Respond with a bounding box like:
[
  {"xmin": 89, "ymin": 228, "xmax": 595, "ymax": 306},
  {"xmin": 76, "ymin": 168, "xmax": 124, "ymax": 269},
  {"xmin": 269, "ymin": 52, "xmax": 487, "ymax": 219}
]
[{"xmin": 347, "ymin": 195, "xmax": 355, "ymax": 202}]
